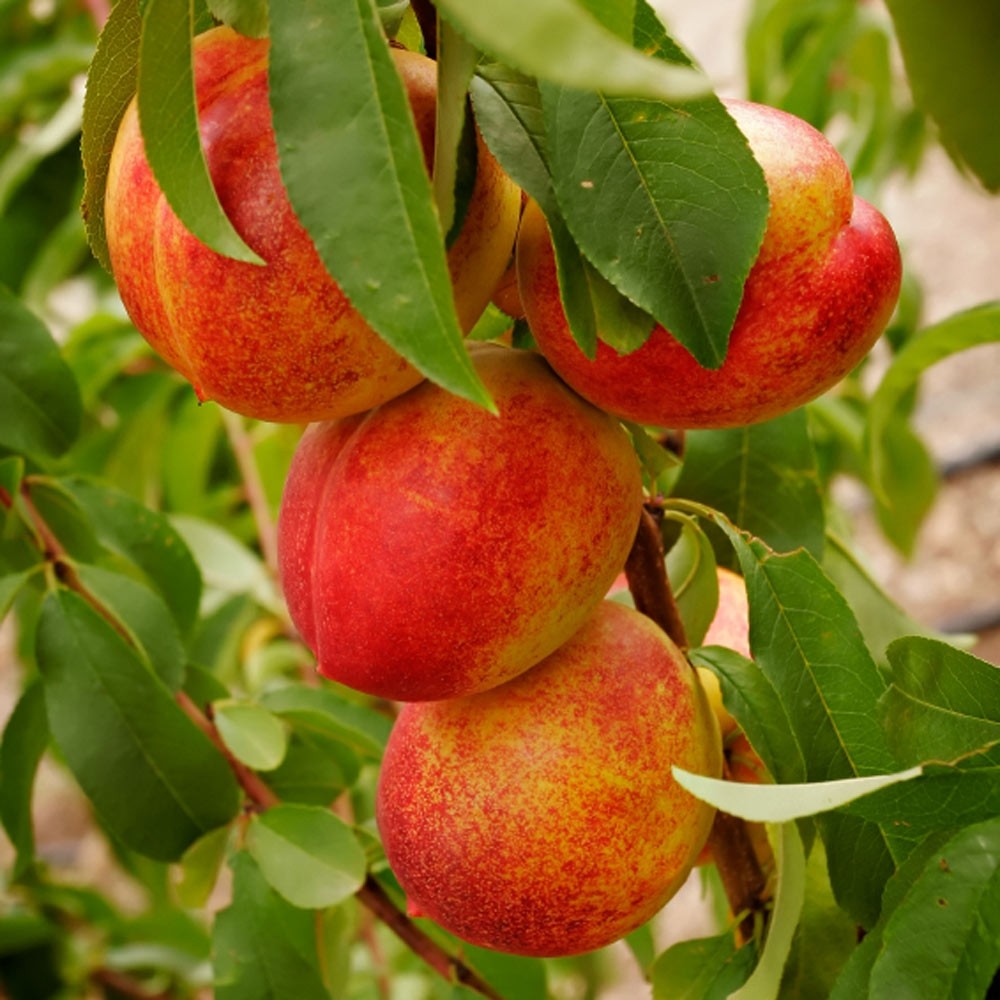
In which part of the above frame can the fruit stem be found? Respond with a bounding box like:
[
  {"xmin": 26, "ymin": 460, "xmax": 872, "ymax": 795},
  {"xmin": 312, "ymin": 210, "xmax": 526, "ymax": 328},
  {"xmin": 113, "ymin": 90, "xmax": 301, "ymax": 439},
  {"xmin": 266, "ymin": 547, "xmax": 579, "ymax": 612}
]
[
  {"xmin": 624, "ymin": 505, "xmax": 689, "ymax": 649},
  {"xmin": 624, "ymin": 499, "xmax": 771, "ymax": 942}
]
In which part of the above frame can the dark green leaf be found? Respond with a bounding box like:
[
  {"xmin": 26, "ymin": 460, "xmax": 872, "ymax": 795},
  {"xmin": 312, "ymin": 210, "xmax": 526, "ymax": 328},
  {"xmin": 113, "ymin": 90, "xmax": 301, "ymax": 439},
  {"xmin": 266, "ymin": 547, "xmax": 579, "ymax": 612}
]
[
  {"xmin": 137, "ymin": 0, "xmax": 261, "ymax": 262},
  {"xmin": 81, "ymin": 0, "xmax": 141, "ymax": 271},
  {"xmin": 689, "ymin": 646, "xmax": 806, "ymax": 785},
  {"xmin": 0, "ymin": 287, "xmax": 81, "ymax": 460},
  {"xmin": 74, "ymin": 564, "xmax": 186, "ymax": 691},
  {"xmin": 719, "ymin": 526, "xmax": 898, "ymax": 926},
  {"xmin": 268, "ymin": 0, "xmax": 492, "ymax": 411},
  {"xmin": 540, "ymin": 85, "xmax": 767, "ymax": 368},
  {"xmin": 869, "ymin": 817, "xmax": 1000, "ymax": 999},
  {"xmin": 881, "ymin": 636, "xmax": 1000, "ymax": 766},
  {"xmin": 673, "ymin": 411, "xmax": 826, "ymax": 558},
  {"xmin": 435, "ymin": 0, "xmax": 708, "ymax": 102},
  {"xmin": 652, "ymin": 932, "xmax": 755, "ymax": 999},
  {"xmin": 60, "ymin": 477, "xmax": 202, "ymax": 636},
  {"xmin": 36, "ymin": 589, "xmax": 239, "ymax": 861},
  {"xmin": 246, "ymin": 804, "xmax": 366, "ymax": 909},
  {"xmin": 462, "ymin": 945, "xmax": 549, "ymax": 1000},
  {"xmin": 0, "ymin": 456, "xmax": 24, "ymax": 499},
  {"xmin": 214, "ymin": 852, "xmax": 331, "ymax": 1000},
  {"xmin": 470, "ymin": 64, "xmax": 553, "ymax": 211},
  {"xmin": 0, "ymin": 681, "xmax": 49, "ymax": 878},
  {"xmin": 885, "ymin": 0, "xmax": 1000, "ymax": 190},
  {"xmin": 263, "ymin": 733, "xmax": 359, "ymax": 806}
]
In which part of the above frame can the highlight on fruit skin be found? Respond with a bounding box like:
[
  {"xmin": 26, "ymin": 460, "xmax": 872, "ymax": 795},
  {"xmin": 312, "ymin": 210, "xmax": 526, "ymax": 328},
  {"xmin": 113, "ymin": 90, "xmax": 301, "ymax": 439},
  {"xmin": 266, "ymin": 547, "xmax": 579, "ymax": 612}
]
[
  {"xmin": 104, "ymin": 26, "xmax": 521, "ymax": 424},
  {"xmin": 516, "ymin": 98, "xmax": 903, "ymax": 430},
  {"xmin": 376, "ymin": 600, "xmax": 723, "ymax": 957},
  {"xmin": 277, "ymin": 344, "xmax": 643, "ymax": 703}
]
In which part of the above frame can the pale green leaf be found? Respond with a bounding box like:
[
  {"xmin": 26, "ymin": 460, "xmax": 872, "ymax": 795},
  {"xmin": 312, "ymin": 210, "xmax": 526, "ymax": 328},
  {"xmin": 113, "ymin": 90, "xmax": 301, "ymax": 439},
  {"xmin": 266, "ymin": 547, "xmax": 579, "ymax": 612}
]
[{"xmin": 213, "ymin": 701, "xmax": 288, "ymax": 772}]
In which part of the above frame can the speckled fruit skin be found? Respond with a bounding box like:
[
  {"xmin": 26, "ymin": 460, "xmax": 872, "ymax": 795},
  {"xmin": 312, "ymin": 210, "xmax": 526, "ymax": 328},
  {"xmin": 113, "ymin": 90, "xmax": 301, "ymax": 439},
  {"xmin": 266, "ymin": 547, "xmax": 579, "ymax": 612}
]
[
  {"xmin": 376, "ymin": 600, "xmax": 722, "ymax": 957},
  {"xmin": 104, "ymin": 26, "xmax": 520, "ymax": 423},
  {"xmin": 277, "ymin": 344, "xmax": 643, "ymax": 701},
  {"xmin": 516, "ymin": 99, "xmax": 903, "ymax": 429}
]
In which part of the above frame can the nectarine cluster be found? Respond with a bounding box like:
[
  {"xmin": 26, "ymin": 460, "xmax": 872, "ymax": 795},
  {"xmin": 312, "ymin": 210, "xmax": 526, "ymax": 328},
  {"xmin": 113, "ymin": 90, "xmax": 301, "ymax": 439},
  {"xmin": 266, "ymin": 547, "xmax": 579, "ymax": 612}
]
[{"xmin": 102, "ymin": 25, "xmax": 902, "ymax": 959}]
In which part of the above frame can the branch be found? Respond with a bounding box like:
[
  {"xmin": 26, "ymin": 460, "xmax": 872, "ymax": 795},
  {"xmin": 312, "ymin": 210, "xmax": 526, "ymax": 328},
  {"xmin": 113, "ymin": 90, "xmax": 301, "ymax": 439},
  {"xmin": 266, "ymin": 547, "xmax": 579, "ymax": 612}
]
[
  {"xmin": 622, "ymin": 500, "xmax": 769, "ymax": 937},
  {"xmin": 176, "ymin": 693, "xmax": 502, "ymax": 1000}
]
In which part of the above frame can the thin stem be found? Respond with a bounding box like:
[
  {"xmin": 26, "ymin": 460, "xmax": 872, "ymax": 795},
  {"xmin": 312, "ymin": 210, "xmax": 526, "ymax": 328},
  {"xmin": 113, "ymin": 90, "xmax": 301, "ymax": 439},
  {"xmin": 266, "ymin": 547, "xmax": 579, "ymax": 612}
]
[
  {"xmin": 624, "ymin": 506, "xmax": 689, "ymax": 649},
  {"xmin": 356, "ymin": 877, "xmax": 503, "ymax": 1000},
  {"xmin": 220, "ymin": 410, "xmax": 279, "ymax": 577}
]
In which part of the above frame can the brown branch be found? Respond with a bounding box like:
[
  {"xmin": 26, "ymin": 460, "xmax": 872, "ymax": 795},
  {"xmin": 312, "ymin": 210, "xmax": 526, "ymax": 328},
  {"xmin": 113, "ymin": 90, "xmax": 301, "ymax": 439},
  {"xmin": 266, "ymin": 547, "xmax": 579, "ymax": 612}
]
[
  {"xmin": 356, "ymin": 876, "xmax": 503, "ymax": 1000},
  {"xmin": 409, "ymin": 0, "xmax": 438, "ymax": 58},
  {"xmin": 623, "ymin": 499, "xmax": 769, "ymax": 941},
  {"xmin": 176, "ymin": 692, "xmax": 502, "ymax": 999},
  {"xmin": 90, "ymin": 967, "xmax": 172, "ymax": 1000},
  {"xmin": 624, "ymin": 506, "xmax": 689, "ymax": 649}
]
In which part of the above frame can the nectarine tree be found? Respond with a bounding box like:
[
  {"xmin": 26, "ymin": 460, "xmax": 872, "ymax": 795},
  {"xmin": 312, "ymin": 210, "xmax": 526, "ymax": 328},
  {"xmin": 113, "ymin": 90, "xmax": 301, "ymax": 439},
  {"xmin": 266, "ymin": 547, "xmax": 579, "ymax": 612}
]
[{"xmin": 1, "ymin": 1, "xmax": 999, "ymax": 999}]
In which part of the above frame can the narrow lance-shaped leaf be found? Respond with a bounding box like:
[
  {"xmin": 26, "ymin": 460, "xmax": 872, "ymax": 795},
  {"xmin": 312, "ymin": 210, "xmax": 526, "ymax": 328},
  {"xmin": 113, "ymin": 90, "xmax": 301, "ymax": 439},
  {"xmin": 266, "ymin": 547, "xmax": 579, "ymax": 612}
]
[
  {"xmin": 865, "ymin": 303, "xmax": 1000, "ymax": 504},
  {"xmin": 214, "ymin": 852, "xmax": 332, "ymax": 1000},
  {"xmin": 137, "ymin": 0, "xmax": 262, "ymax": 262},
  {"xmin": 435, "ymin": 0, "xmax": 708, "ymax": 103},
  {"xmin": 0, "ymin": 682, "xmax": 49, "ymax": 878},
  {"xmin": 707, "ymin": 513, "xmax": 900, "ymax": 927},
  {"xmin": 36, "ymin": 589, "xmax": 240, "ymax": 861},
  {"xmin": 885, "ymin": 0, "xmax": 1000, "ymax": 191},
  {"xmin": 652, "ymin": 931, "xmax": 755, "ymax": 1000},
  {"xmin": 81, "ymin": 0, "xmax": 141, "ymax": 270},
  {"xmin": 268, "ymin": 0, "xmax": 493, "ymax": 411},
  {"xmin": 0, "ymin": 288, "xmax": 82, "ymax": 461},
  {"xmin": 868, "ymin": 817, "xmax": 1000, "ymax": 1000}
]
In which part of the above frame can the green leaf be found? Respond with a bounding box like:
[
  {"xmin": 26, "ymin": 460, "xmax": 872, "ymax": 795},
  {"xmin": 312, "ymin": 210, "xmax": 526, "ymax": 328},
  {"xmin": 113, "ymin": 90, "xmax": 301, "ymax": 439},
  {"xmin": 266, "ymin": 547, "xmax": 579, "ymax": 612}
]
[
  {"xmin": 137, "ymin": 0, "xmax": 261, "ymax": 262},
  {"xmin": 664, "ymin": 517, "xmax": 718, "ymax": 646},
  {"xmin": 715, "ymin": 525, "xmax": 899, "ymax": 926},
  {"xmin": 246, "ymin": 805, "xmax": 366, "ymax": 909},
  {"xmin": 470, "ymin": 64, "xmax": 553, "ymax": 211},
  {"xmin": 689, "ymin": 647, "xmax": 806, "ymax": 785},
  {"xmin": 172, "ymin": 824, "xmax": 232, "ymax": 909},
  {"xmin": 268, "ymin": 0, "xmax": 492, "ymax": 411},
  {"xmin": 871, "ymin": 406, "xmax": 938, "ymax": 559},
  {"xmin": 262, "ymin": 734, "xmax": 359, "ymax": 805},
  {"xmin": 74, "ymin": 564, "xmax": 186, "ymax": 692},
  {"xmin": 0, "ymin": 569, "xmax": 38, "ymax": 624},
  {"xmin": 81, "ymin": 0, "xmax": 142, "ymax": 271},
  {"xmin": 540, "ymin": 84, "xmax": 767, "ymax": 368},
  {"xmin": 0, "ymin": 681, "xmax": 49, "ymax": 878},
  {"xmin": 435, "ymin": 0, "xmax": 709, "ymax": 103},
  {"xmin": 885, "ymin": 0, "xmax": 1000, "ymax": 190},
  {"xmin": 624, "ymin": 423, "xmax": 683, "ymax": 487},
  {"xmin": 36, "ymin": 589, "xmax": 239, "ymax": 860},
  {"xmin": 461, "ymin": 945, "xmax": 549, "ymax": 1000},
  {"xmin": 822, "ymin": 531, "xmax": 940, "ymax": 666},
  {"xmin": 841, "ymin": 749, "xmax": 1000, "ymax": 848},
  {"xmin": 0, "ymin": 287, "xmax": 82, "ymax": 460},
  {"xmin": 59, "ymin": 477, "xmax": 203, "ymax": 636},
  {"xmin": 881, "ymin": 636, "xmax": 1000, "ymax": 766},
  {"xmin": 672, "ymin": 411, "xmax": 826, "ymax": 559},
  {"xmin": 214, "ymin": 852, "xmax": 332, "ymax": 1000},
  {"xmin": 729, "ymin": 823, "xmax": 806, "ymax": 1000},
  {"xmin": 0, "ymin": 456, "xmax": 25, "ymax": 499},
  {"xmin": 869, "ymin": 817, "xmax": 1000, "ymax": 999},
  {"xmin": 207, "ymin": 0, "xmax": 268, "ymax": 37},
  {"xmin": 780, "ymin": 839, "xmax": 858, "ymax": 999},
  {"xmin": 169, "ymin": 514, "xmax": 280, "ymax": 614},
  {"xmin": 213, "ymin": 701, "xmax": 288, "ymax": 772},
  {"xmin": 673, "ymin": 765, "xmax": 922, "ymax": 823},
  {"xmin": 260, "ymin": 685, "xmax": 392, "ymax": 758},
  {"xmin": 866, "ymin": 303, "xmax": 1000, "ymax": 504},
  {"xmin": 652, "ymin": 932, "xmax": 755, "ymax": 999}
]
